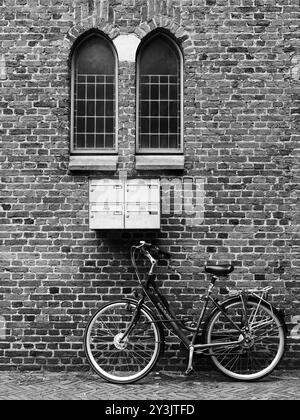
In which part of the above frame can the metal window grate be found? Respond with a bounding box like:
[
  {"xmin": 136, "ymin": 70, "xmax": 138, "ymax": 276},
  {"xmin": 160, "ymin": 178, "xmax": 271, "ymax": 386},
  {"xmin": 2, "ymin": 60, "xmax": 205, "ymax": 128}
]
[
  {"xmin": 139, "ymin": 74, "xmax": 180, "ymax": 150},
  {"xmin": 74, "ymin": 74, "xmax": 115, "ymax": 150}
]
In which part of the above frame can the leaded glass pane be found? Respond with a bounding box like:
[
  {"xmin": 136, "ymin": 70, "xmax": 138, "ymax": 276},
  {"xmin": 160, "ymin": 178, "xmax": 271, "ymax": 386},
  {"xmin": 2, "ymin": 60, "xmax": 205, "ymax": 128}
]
[
  {"xmin": 73, "ymin": 35, "xmax": 116, "ymax": 151},
  {"xmin": 138, "ymin": 34, "xmax": 181, "ymax": 151}
]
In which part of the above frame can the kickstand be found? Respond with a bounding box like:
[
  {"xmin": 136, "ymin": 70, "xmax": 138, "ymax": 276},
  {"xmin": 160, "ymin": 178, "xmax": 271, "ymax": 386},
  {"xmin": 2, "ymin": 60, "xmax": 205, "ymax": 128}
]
[
  {"xmin": 185, "ymin": 345, "xmax": 195, "ymax": 376},
  {"xmin": 185, "ymin": 366, "xmax": 195, "ymax": 376}
]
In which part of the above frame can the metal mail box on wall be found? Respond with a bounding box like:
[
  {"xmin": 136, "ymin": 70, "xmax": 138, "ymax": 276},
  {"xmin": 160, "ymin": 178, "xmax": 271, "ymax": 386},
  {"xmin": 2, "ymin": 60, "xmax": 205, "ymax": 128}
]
[
  {"xmin": 90, "ymin": 203, "xmax": 124, "ymax": 230},
  {"xmin": 89, "ymin": 179, "xmax": 124, "ymax": 229},
  {"xmin": 125, "ymin": 179, "xmax": 160, "ymax": 203},
  {"xmin": 89, "ymin": 178, "xmax": 160, "ymax": 229},
  {"xmin": 125, "ymin": 179, "xmax": 160, "ymax": 229},
  {"xmin": 90, "ymin": 179, "xmax": 123, "ymax": 203}
]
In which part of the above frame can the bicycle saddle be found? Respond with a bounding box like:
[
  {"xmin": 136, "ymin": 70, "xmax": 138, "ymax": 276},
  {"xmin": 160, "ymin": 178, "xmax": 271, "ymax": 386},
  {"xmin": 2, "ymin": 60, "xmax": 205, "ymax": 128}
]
[{"xmin": 205, "ymin": 264, "xmax": 234, "ymax": 276}]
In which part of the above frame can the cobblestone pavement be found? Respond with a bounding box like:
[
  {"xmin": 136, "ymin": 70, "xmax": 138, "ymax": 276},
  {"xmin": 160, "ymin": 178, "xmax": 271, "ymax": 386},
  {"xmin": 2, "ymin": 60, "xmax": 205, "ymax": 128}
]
[{"xmin": 0, "ymin": 369, "xmax": 299, "ymax": 400}]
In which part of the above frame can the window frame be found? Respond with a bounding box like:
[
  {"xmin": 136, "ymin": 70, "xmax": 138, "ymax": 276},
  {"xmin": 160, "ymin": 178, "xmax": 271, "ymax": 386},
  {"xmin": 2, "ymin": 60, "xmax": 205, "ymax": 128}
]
[
  {"xmin": 136, "ymin": 31, "xmax": 184, "ymax": 155},
  {"xmin": 70, "ymin": 32, "xmax": 119, "ymax": 155}
]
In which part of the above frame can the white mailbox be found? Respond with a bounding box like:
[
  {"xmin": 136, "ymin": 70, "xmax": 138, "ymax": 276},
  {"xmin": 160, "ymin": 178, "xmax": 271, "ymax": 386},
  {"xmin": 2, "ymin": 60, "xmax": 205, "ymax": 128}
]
[
  {"xmin": 125, "ymin": 179, "xmax": 160, "ymax": 229},
  {"xmin": 89, "ymin": 178, "xmax": 160, "ymax": 229},
  {"xmin": 89, "ymin": 179, "xmax": 124, "ymax": 229}
]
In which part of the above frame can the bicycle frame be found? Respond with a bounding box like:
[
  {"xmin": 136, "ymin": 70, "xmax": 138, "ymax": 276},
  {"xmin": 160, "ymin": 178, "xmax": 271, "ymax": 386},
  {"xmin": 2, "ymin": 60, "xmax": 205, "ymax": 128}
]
[
  {"xmin": 139, "ymin": 273, "xmax": 245, "ymax": 350},
  {"xmin": 122, "ymin": 244, "xmax": 247, "ymax": 357}
]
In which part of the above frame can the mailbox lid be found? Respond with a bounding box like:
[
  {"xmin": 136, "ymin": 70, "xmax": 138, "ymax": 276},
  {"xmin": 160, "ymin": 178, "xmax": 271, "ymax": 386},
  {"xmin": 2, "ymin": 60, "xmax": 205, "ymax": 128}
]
[
  {"xmin": 125, "ymin": 201, "xmax": 160, "ymax": 229},
  {"xmin": 125, "ymin": 212, "xmax": 160, "ymax": 229},
  {"xmin": 90, "ymin": 214, "xmax": 124, "ymax": 229},
  {"xmin": 125, "ymin": 179, "xmax": 160, "ymax": 203},
  {"xmin": 90, "ymin": 179, "xmax": 124, "ymax": 203},
  {"xmin": 90, "ymin": 203, "xmax": 124, "ymax": 229}
]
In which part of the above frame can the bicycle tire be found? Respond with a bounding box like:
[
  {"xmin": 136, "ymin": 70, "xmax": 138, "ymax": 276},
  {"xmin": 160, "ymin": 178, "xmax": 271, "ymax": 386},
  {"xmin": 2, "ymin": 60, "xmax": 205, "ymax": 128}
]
[
  {"xmin": 84, "ymin": 299, "xmax": 163, "ymax": 384},
  {"xmin": 204, "ymin": 296, "xmax": 286, "ymax": 381}
]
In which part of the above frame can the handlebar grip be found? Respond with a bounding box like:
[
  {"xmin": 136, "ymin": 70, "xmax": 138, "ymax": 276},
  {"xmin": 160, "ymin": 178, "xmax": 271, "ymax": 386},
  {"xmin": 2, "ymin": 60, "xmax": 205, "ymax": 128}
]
[
  {"xmin": 139, "ymin": 242, "xmax": 171, "ymax": 260},
  {"xmin": 140, "ymin": 241, "xmax": 152, "ymax": 247}
]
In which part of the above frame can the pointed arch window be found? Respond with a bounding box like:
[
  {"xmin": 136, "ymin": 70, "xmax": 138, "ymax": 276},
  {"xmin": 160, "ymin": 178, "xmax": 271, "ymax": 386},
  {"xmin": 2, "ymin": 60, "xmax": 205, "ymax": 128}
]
[
  {"xmin": 71, "ymin": 33, "xmax": 118, "ymax": 153},
  {"xmin": 136, "ymin": 32, "xmax": 183, "ymax": 153}
]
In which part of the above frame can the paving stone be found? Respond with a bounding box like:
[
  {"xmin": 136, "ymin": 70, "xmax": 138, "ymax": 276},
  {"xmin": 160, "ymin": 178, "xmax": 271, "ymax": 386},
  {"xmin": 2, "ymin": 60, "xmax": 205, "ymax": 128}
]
[{"xmin": 0, "ymin": 369, "xmax": 299, "ymax": 400}]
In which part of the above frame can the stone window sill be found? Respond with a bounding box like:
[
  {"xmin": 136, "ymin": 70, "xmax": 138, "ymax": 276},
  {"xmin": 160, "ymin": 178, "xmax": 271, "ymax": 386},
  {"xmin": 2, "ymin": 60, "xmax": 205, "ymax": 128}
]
[
  {"xmin": 136, "ymin": 155, "xmax": 184, "ymax": 170},
  {"xmin": 69, "ymin": 155, "xmax": 117, "ymax": 171}
]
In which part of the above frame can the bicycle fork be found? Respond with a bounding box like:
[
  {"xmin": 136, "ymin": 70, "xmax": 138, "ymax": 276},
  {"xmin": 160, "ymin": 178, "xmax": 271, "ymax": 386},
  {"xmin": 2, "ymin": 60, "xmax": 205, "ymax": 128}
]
[{"xmin": 119, "ymin": 298, "xmax": 145, "ymax": 342}]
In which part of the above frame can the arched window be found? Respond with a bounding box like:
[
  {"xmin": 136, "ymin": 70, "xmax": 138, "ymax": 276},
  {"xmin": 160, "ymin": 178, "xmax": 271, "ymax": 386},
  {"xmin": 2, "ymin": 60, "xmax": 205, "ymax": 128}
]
[
  {"xmin": 136, "ymin": 32, "xmax": 183, "ymax": 153},
  {"xmin": 71, "ymin": 32, "xmax": 117, "ymax": 153}
]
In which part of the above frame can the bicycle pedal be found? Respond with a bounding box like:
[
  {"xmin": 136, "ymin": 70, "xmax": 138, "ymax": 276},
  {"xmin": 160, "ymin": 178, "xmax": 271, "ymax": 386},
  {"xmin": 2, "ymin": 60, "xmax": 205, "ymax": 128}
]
[{"xmin": 184, "ymin": 367, "xmax": 195, "ymax": 376}]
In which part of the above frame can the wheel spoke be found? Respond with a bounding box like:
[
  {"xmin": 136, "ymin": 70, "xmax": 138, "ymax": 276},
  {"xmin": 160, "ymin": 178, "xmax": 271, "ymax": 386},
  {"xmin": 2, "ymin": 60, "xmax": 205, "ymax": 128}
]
[
  {"xmin": 84, "ymin": 301, "xmax": 161, "ymax": 383},
  {"xmin": 206, "ymin": 299, "xmax": 285, "ymax": 380}
]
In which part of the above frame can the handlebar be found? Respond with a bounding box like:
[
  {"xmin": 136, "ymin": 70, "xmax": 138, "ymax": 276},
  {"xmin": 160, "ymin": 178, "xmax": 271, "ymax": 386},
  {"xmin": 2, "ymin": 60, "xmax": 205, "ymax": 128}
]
[
  {"xmin": 130, "ymin": 242, "xmax": 171, "ymax": 286},
  {"xmin": 139, "ymin": 241, "xmax": 171, "ymax": 260},
  {"xmin": 133, "ymin": 241, "xmax": 171, "ymax": 260},
  {"xmin": 138, "ymin": 241, "xmax": 151, "ymax": 247}
]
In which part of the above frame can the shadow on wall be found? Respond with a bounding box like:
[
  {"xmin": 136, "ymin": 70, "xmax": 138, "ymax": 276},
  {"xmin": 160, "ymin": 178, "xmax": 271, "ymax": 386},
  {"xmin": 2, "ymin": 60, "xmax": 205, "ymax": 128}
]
[
  {"xmin": 95, "ymin": 229, "xmax": 163, "ymax": 251},
  {"xmin": 92, "ymin": 229, "xmax": 169, "ymax": 285}
]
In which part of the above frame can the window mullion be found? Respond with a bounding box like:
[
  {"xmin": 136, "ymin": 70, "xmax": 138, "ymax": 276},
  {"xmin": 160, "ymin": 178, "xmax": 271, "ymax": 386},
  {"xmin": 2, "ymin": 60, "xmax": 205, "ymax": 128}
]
[
  {"xmin": 94, "ymin": 75, "xmax": 96, "ymax": 149},
  {"xmin": 158, "ymin": 75, "xmax": 161, "ymax": 149},
  {"xmin": 85, "ymin": 74, "xmax": 87, "ymax": 149}
]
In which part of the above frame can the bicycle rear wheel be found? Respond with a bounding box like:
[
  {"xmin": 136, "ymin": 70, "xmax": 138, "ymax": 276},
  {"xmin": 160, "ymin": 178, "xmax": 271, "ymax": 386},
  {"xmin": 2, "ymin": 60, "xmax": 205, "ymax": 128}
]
[
  {"xmin": 205, "ymin": 297, "xmax": 286, "ymax": 381},
  {"xmin": 84, "ymin": 300, "xmax": 162, "ymax": 384}
]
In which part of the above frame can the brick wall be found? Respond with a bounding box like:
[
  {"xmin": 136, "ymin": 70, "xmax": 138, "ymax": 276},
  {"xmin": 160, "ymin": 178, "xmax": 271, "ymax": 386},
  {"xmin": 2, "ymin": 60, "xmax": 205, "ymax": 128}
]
[{"xmin": 0, "ymin": 0, "xmax": 299, "ymax": 371}]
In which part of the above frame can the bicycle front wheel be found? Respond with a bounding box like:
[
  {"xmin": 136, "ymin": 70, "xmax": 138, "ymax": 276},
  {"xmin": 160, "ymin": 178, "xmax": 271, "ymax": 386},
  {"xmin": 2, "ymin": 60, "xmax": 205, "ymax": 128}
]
[
  {"xmin": 84, "ymin": 300, "xmax": 162, "ymax": 384},
  {"xmin": 205, "ymin": 297, "xmax": 286, "ymax": 381}
]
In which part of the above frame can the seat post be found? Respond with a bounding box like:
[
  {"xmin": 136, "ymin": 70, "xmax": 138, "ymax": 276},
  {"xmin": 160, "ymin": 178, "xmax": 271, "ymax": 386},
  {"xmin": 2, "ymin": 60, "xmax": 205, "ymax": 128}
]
[
  {"xmin": 207, "ymin": 275, "xmax": 217, "ymax": 294},
  {"xmin": 210, "ymin": 275, "xmax": 217, "ymax": 286}
]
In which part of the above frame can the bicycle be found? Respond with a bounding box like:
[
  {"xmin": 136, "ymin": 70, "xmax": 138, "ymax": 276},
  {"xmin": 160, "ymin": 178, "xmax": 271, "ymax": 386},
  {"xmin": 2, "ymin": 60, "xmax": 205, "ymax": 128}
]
[{"xmin": 84, "ymin": 241, "xmax": 288, "ymax": 384}]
